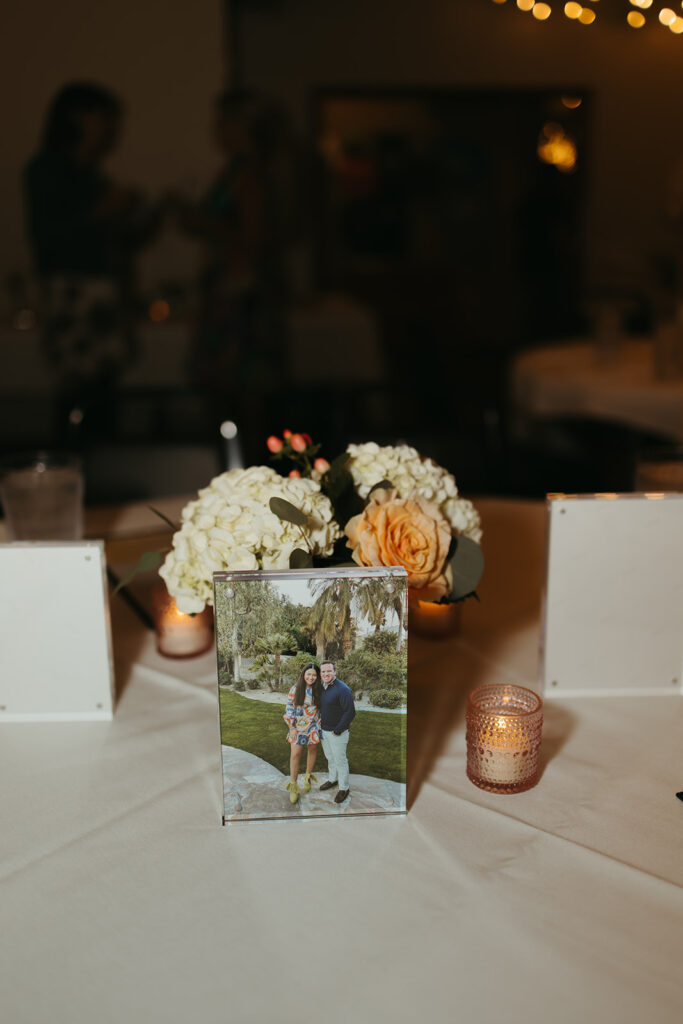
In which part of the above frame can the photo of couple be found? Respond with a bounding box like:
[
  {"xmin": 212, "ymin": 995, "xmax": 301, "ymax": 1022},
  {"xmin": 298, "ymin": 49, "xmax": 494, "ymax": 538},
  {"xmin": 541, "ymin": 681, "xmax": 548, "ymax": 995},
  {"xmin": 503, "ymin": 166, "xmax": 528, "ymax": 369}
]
[
  {"xmin": 284, "ymin": 660, "xmax": 355, "ymax": 805},
  {"xmin": 214, "ymin": 566, "xmax": 407, "ymax": 822}
]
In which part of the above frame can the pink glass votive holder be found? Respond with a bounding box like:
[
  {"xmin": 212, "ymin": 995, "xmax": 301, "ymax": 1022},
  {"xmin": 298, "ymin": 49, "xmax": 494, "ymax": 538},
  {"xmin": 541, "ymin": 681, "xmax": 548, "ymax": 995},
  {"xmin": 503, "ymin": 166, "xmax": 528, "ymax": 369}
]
[
  {"xmin": 466, "ymin": 684, "xmax": 543, "ymax": 794},
  {"xmin": 152, "ymin": 583, "xmax": 214, "ymax": 658}
]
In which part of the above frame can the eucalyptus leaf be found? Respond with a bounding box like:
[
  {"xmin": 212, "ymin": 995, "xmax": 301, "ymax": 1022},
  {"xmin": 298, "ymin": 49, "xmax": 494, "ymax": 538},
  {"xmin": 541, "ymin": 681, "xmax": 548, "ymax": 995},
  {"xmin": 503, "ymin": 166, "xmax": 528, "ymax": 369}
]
[
  {"xmin": 269, "ymin": 496, "xmax": 309, "ymax": 527},
  {"xmin": 323, "ymin": 466, "xmax": 353, "ymax": 504},
  {"xmin": 368, "ymin": 479, "xmax": 394, "ymax": 496},
  {"xmin": 289, "ymin": 548, "xmax": 314, "ymax": 568},
  {"xmin": 448, "ymin": 535, "xmax": 485, "ymax": 601},
  {"xmin": 326, "ymin": 451, "xmax": 350, "ymax": 477},
  {"xmin": 112, "ymin": 549, "xmax": 164, "ymax": 594}
]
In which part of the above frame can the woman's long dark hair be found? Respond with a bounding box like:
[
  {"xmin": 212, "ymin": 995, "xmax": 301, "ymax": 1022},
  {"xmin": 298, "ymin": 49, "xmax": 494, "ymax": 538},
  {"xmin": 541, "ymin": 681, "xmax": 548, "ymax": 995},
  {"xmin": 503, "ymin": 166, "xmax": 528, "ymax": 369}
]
[
  {"xmin": 294, "ymin": 663, "xmax": 321, "ymax": 710},
  {"xmin": 41, "ymin": 81, "xmax": 121, "ymax": 153}
]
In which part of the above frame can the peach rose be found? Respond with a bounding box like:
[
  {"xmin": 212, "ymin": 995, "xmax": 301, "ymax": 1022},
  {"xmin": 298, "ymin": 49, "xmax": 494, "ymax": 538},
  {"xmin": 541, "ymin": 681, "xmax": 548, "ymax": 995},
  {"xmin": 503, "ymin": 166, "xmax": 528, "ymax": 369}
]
[{"xmin": 345, "ymin": 488, "xmax": 452, "ymax": 599}]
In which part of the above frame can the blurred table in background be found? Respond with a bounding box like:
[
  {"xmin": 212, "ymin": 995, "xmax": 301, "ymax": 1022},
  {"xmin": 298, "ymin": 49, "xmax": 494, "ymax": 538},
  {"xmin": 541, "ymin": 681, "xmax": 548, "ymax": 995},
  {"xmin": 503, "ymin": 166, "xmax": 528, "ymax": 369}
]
[
  {"xmin": 0, "ymin": 295, "xmax": 382, "ymax": 396},
  {"xmin": 511, "ymin": 339, "xmax": 683, "ymax": 443},
  {"xmin": 2, "ymin": 496, "xmax": 682, "ymax": 1023},
  {"xmin": 0, "ymin": 295, "xmax": 384, "ymax": 450}
]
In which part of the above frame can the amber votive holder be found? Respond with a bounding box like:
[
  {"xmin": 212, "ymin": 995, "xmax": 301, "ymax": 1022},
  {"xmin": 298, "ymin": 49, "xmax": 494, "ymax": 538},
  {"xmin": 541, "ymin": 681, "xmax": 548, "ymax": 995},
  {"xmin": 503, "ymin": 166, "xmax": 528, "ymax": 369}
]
[
  {"xmin": 466, "ymin": 684, "xmax": 543, "ymax": 794},
  {"xmin": 152, "ymin": 582, "xmax": 214, "ymax": 658},
  {"xmin": 408, "ymin": 591, "xmax": 462, "ymax": 638}
]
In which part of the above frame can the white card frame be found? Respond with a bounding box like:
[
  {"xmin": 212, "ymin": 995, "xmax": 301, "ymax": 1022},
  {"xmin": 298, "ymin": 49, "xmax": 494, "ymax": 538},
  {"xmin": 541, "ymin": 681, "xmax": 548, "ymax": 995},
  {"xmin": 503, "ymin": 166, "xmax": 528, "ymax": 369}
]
[
  {"xmin": 0, "ymin": 541, "xmax": 115, "ymax": 721},
  {"xmin": 541, "ymin": 493, "xmax": 683, "ymax": 698}
]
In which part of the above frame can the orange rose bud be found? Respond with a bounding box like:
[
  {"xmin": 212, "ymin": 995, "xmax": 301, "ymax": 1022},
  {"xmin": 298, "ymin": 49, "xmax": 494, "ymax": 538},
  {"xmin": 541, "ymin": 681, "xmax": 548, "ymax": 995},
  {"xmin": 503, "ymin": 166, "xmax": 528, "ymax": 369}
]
[
  {"xmin": 288, "ymin": 469, "xmax": 302, "ymax": 478},
  {"xmin": 266, "ymin": 435, "xmax": 283, "ymax": 453},
  {"xmin": 314, "ymin": 458, "xmax": 330, "ymax": 474},
  {"xmin": 291, "ymin": 433, "xmax": 307, "ymax": 452},
  {"xmin": 283, "ymin": 429, "xmax": 293, "ymax": 439}
]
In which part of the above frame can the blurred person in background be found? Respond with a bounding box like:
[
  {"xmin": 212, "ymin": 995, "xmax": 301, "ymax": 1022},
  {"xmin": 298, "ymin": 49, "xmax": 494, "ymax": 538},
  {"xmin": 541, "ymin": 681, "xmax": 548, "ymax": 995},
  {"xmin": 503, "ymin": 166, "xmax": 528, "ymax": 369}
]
[
  {"xmin": 169, "ymin": 91, "xmax": 285, "ymax": 461},
  {"xmin": 24, "ymin": 81, "xmax": 161, "ymax": 442}
]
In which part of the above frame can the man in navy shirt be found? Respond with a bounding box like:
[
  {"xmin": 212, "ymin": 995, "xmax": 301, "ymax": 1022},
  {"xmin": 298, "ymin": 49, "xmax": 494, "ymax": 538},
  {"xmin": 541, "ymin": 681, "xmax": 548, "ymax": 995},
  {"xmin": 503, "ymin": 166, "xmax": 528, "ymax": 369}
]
[{"xmin": 319, "ymin": 661, "xmax": 356, "ymax": 803}]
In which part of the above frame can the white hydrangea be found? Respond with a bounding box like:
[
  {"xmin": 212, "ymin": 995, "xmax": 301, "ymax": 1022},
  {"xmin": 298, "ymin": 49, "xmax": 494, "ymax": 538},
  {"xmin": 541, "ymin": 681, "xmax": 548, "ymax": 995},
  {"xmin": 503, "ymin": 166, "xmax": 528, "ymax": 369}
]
[
  {"xmin": 346, "ymin": 442, "xmax": 482, "ymax": 544},
  {"xmin": 160, "ymin": 466, "xmax": 341, "ymax": 613}
]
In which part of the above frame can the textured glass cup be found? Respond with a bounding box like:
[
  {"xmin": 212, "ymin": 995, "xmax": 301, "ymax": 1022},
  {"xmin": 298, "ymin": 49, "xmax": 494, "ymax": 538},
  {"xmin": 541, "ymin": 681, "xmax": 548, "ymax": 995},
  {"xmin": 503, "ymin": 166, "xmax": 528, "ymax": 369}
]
[{"xmin": 466, "ymin": 684, "xmax": 543, "ymax": 794}]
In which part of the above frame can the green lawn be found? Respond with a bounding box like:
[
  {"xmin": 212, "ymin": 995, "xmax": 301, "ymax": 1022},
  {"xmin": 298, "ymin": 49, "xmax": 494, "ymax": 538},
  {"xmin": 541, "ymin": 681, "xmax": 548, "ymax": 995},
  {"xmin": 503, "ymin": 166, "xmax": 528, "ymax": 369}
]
[{"xmin": 219, "ymin": 688, "xmax": 406, "ymax": 784}]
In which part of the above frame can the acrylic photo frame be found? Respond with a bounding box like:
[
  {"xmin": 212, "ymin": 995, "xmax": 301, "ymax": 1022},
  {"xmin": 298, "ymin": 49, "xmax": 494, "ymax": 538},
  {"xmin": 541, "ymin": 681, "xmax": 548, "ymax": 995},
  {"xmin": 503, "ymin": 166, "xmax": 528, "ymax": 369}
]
[
  {"xmin": 213, "ymin": 565, "xmax": 408, "ymax": 823},
  {"xmin": 0, "ymin": 541, "xmax": 115, "ymax": 721},
  {"xmin": 541, "ymin": 493, "xmax": 683, "ymax": 698}
]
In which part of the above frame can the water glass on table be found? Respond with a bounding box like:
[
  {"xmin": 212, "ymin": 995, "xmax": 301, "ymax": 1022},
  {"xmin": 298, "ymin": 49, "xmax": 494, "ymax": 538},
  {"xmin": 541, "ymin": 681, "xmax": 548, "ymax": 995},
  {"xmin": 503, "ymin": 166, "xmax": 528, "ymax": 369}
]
[{"xmin": 0, "ymin": 451, "xmax": 84, "ymax": 540}]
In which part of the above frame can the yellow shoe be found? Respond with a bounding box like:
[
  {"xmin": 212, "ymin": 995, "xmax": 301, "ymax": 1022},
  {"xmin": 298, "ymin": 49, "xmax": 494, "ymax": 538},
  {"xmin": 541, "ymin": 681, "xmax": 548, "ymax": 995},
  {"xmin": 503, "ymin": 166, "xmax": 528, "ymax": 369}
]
[
  {"xmin": 303, "ymin": 773, "xmax": 317, "ymax": 793},
  {"xmin": 286, "ymin": 781, "xmax": 300, "ymax": 804}
]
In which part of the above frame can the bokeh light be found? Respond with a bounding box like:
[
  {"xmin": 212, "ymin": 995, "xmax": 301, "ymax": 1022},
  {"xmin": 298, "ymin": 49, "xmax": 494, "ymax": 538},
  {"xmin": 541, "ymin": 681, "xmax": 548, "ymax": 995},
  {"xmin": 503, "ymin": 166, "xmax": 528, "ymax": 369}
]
[{"xmin": 148, "ymin": 299, "xmax": 170, "ymax": 323}]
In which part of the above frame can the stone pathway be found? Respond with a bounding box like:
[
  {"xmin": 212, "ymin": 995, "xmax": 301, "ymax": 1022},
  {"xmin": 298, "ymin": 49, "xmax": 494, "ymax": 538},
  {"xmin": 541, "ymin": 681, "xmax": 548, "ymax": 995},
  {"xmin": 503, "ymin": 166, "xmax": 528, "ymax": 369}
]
[{"xmin": 221, "ymin": 745, "xmax": 406, "ymax": 820}]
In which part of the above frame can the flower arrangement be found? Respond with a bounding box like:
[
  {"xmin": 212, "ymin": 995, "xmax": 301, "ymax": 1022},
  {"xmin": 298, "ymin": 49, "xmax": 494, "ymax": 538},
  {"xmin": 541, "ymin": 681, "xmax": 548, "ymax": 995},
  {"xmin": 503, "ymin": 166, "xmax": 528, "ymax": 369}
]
[{"xmin": 156, "ymin": 434, "xmax": 483, "ymax": 614}]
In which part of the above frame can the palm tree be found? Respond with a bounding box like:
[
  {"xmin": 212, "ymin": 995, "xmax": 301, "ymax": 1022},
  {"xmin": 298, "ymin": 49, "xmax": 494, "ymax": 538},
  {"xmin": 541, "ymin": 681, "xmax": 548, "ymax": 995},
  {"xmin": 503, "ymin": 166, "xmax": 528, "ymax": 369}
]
[
  {"xmin": 253, "ymin": 631, "xmax": 296, "ymax": 690},
  {"xmin": 355, "ymin": 576, "xmax": 406, "ymax": 652},
  {"xmin": 308, "ymin": 578, "xmax": 355, "ymax": 660},
  {"xmin": 353, "ymin": 577, "xmax": 386, "ymax": 633}
]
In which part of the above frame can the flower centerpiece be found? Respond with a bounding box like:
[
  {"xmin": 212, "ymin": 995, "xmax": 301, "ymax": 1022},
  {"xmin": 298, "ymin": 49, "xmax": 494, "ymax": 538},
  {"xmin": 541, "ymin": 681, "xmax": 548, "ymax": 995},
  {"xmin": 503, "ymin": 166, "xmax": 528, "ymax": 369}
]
[{"xmin": 151, "ymin": 432, "xmax": 483, "ymax": 638}]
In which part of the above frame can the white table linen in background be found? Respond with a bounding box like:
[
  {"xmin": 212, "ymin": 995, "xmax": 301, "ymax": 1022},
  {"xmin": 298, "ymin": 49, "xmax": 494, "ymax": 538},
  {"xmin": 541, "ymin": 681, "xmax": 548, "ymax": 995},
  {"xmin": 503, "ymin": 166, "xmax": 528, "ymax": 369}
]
[
  {"xmin": 511, "ymin": 339, "xmax": 683, "ymax": 441},
  {"xmin": 1, "ymin": 499, "xmax": 682, "ymax": 1024}
]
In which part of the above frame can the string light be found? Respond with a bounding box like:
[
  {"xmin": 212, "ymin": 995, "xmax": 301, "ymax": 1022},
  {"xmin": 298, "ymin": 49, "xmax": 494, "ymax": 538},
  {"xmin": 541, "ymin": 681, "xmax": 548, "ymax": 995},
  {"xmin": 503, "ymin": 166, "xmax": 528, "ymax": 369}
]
[{"xmin": 493, "ymin": 0, "xmax": 683, "ymax": 35}]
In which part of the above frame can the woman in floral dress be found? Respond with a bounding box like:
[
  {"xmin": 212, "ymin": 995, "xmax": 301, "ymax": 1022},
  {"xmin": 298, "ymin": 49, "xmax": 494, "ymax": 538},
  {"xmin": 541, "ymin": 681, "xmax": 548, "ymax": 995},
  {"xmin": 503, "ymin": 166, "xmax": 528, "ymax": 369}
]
[{"xmin": 283, "ymin": 663, "xmax": 321, "ymax": 804}]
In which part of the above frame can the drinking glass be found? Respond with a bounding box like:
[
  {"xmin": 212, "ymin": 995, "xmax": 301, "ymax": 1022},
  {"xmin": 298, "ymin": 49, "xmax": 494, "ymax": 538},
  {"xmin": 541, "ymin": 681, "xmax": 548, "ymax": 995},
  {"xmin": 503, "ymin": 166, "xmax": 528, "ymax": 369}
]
[{"xmin": 0, "ymin": 451, "xmax": 84, "ymax": 540}]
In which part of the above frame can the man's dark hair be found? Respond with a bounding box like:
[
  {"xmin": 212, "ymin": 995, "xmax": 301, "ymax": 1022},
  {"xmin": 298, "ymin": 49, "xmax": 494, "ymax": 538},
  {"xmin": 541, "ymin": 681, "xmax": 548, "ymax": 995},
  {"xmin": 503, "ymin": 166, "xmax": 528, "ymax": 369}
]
[{"xmin": 321, "ymin": 660, "xmax": 335, "ymax": 671}]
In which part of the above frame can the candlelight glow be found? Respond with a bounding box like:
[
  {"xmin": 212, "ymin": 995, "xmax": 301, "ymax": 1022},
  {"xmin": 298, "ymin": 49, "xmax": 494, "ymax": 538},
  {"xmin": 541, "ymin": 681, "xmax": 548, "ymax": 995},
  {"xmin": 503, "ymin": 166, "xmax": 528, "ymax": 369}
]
[
  {"xmin": 564, "ymin": 2, "xmax": 582, "ymax": 16},
  {"xmin": 578, "ymin": 7, "xmax": 596, "ymax": 22},
  {"xmin": 660, "ymin": 7, "xmax": 676, "ymax": 24},
  {"xmin": 517, "ymin": 0, "xmax": 535, "ymax": 10},
  {"xmin": 538, "ymin": 123, "xmax": 578, "ymax": 172},
  {"xmin": 148, "ymin": 299, "xmax": 170, "ymax": 323},
  {"xmin": 627, "ymin": 10, "xmax": 646, "ymax": 25},
  {"xmin": 533, "ymin": 2, "xmax": 552, "ymax": 17}
]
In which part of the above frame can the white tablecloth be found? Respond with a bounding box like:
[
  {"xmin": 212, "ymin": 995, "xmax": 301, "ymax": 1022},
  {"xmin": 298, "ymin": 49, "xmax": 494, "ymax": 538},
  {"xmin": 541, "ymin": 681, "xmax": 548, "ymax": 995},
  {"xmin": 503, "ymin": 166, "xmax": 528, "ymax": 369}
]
[
  {"xmin": 511, "ymin": 339, "xmax": 683, "ymax": 441},
  {"xmin": 2, "ymin": 498, "xmax": 682, "ymax": 1023}
]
